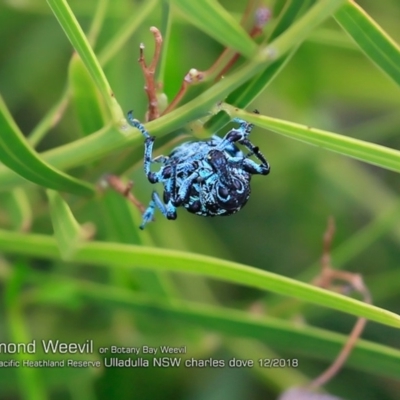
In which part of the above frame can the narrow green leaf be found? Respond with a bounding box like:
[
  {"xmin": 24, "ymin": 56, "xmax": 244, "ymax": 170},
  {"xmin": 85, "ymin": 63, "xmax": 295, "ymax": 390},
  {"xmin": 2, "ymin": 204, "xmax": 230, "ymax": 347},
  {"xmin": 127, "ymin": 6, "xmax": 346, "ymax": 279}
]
[
  {"xmin": 171, "ymin": 0, "xmax": 258, "ymax": 58},
  {"xmin": 269, "ymin": 0, "xmax": 309, "ymax": 41},
  {"xmin": 100, "ymin": 187, "xmax": 143, "ymax": 245},
  {"xmin": 0, "ymin": 96, "xmax": 95, "ymax": 196},
  {"xmin": 0, "ymin": 0, "xmax": 352, "ymax": 191},
  {"xmin": 227, "ymin": 50, "xmax": 295, "ymax": 110},
  {"xmin": 101, "ymin": 189, "xmax": 177, "ymax": 299},
  {"xmin": 70, "ymin": 280, "xmax": 400, "ymax": 380},
  {"xmin": 46, "ymin": 0, "xmax": 124, "ymax": 122},
  {"xmin": 69, "ymin": 53, "xmax": 106, "ymax": 136},
  {"xmin": 6, "ymin": 262, "xmax": 47, "ymax": 400},
  {"xmin": 227, "ymin": 107, "xmax": 400, "ymax": 174},
  {"xmin": 72, "ymin": 245, "xmax": 400, "ymax": 329},
  {"xmin": 156, "ymin": 0, "xmax": 173, "ymax": 87},
  {"xmin": 47, "ymin": 190, "xmax": 89, "ymax": 260},
  {"xmin": 227, "ymin": 0, "xmax": 307, "ymax": 104},
  {"xmin": 0, "ymin": 229, "xmax": 399, "ymax": 328},
  {"xmin": 206, "ymin": 0, "xmax": 306, "ymax": 132},
  {"xmin": 334, "ymin": 1, "xmax": 400, "ymax": 86},
  {"xmin": 97, "ymin": 0, "xmax": 158, "ymax": 66},
  {"xmin": 265, "ymin": 0, "xmax": 346, "ymax": 59}
]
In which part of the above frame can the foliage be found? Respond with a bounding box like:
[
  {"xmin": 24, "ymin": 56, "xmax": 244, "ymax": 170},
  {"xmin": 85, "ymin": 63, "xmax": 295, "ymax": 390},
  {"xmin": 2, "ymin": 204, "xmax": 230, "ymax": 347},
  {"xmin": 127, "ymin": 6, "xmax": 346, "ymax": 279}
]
[{"xmin": 0, "ymin": 0, "xmax": 399, "ymax": 399}]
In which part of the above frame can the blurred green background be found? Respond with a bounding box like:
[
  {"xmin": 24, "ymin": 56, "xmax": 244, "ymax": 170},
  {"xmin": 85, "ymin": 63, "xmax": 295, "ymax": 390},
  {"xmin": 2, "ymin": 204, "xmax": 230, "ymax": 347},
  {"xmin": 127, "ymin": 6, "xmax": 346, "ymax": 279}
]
[{"xmin": 0, "ymin": 0, "xmax": 400, "ymax": 399}]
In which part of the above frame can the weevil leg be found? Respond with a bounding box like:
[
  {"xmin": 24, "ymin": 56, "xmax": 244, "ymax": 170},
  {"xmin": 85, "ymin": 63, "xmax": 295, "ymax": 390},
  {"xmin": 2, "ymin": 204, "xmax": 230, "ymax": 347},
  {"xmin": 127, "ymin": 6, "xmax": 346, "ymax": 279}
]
[
  {"xmin": 127, "ymin": 110, "xmax": 151, "ymax": 138},
  {"xmin": 225, "ymin": 142, "xmax": 269, "ymax": 175},
  {"xmin": 219, "ymin": 112, "xmax": 257, "ymax": 146},
  {"xmin": 127, "ymin": 110, "xmax": 169, "ymax": 183},
  {"xmin": 220, "ymin": 111, "xmax": 270, "ymax": 175},
  {"xmin": 240, "ymin": 140, "xmax": 270, "ymax": 175},
  {"xmin": 242, "ymin": 158, "xmax": 269, "ymax": 175},
  {"xmin": 140, "ymin": 191, "xmax": 177, "ymax": 230},
  {"xmin": 174, "ymin": 171, "xmax": 199, "ymax": 206}
]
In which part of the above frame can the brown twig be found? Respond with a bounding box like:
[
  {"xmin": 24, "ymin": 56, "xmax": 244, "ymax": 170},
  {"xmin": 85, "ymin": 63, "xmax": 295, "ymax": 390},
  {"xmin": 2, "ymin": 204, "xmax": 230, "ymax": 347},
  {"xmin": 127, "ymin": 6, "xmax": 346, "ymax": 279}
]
[
  {"xmin": 139, "ymin": 27, "xmax": 163, "ymax": 121},
  {"xmin": 214, "ymin": 6, "xmax": 271, "ymax": 81},
  {"xmin": 161, "ymin": 6, "xmax": 271, "ymax": 115},
  {"xmin": 100, "ymin": 174, "xmax": 147, "ymax": 215},
  {"xmin": 308, "ymin": 217, "xmax": 371, "ymax": 390},
  {"xmin": 161, "ymin": 69, "xmax": 205, "ymax": 116}
]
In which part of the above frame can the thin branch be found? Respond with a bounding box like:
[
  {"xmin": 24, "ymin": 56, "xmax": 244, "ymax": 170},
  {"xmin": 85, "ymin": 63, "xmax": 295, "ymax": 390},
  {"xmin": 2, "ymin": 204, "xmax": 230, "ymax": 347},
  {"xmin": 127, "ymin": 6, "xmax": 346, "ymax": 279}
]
[
  {"xmin": 161, "ymin": 69, "xmax": 205, "ymax": 116},
  {"xmin": 139, "ymin": 27, "xmax": 163, "ymax": 121},
  {"xmin": 161, "ymin": 6, "xmax": 271, "ymax": 115},
  {"xmin": 309, "ymin": 217, "xmax": 371, "ymax": 390},
  {"xmin": 100, "ymin": 174, "xmax": 146, "ymax": 215}
]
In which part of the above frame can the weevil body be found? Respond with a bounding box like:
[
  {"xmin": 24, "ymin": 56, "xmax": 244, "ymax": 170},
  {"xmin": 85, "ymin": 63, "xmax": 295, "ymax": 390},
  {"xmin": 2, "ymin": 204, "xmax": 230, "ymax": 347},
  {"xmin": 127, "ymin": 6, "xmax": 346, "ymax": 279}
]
[{"xmin": 127, "ymin": 111, "xmax": 270, "ymax": 229}]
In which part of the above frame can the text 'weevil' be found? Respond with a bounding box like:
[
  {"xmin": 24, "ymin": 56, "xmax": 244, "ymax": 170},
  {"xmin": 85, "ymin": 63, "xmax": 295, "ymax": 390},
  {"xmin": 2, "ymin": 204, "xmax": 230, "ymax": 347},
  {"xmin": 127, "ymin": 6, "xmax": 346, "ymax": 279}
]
[{"xmin": 128, "ymin": 111, "xmax": 270, "ymax": 229}]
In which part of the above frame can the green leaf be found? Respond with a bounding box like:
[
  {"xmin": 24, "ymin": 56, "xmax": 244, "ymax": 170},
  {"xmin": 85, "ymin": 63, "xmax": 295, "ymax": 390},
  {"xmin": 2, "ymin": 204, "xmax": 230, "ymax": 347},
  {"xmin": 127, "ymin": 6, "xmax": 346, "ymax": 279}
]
[
  {"xmin": 334, "ymin": 1, "xmax": 400, "ymax": 86},
  {"xmin": 156, "ymin": 0, "xmax": 173, "ymax": 88},
  {"xmin": 101, "ymin": 189, "xmax": 177, "ymax": 299},
  {"xmin": 5, "ymin": 262, "xmax": 47, "ymax": 400},
  {"xmin": 171, "ymin": 0, "xmax": 258, "ymax": 58},
  {"xmin": 227, "ymin": 0, "xmax": 308, "ymax": 105},
  {"xmin": 70, "ymin": 280, "xmax": 400, "ymax": 380},
  {"xmin": 69, "ymin": 53, "xmax": 107, "ymax": 136},
  {"xmin": 264, "ymin": 0, "xmax": 346, "ymax": 59},
  {"xmin": 0, "ymin": 229, "xmax": 399, "ymax": 329},
  {"xmin": 47, "ymin": 190, "xmax": 91, "ymax": 260},
  {"xmin": 0, "ymin": 0, "xmax": 351, "ymax": 192},
  {"xmin": 0, "ymin": 96, "xmax": 95, "ymax": 196},
  {"xmin": 227, "ymin": 107, "xmax": 400, "ymax": 173},
  {"xmin": 101, "ymin": 189, "xmax": 142, "ymax": 245},
  {"xmin": 46, "ymin": 0, "xmax": 124, "ymax": 122},
  {"xmin": 97, "ymin": 0, "xmax": 158, "ymax": 66},
  {"xmin": 206, "ymin": 0, "xmax": 306, "ymax": 133},
  {"xmin": 269, "ymin": 0, "xmax": 311, "ymax": 41}
]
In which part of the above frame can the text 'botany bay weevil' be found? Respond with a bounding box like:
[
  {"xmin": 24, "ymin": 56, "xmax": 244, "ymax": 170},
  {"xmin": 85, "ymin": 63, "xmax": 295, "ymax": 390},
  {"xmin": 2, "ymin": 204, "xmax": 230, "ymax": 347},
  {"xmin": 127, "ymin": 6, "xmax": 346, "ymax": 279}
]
[{"xmin": 127, "ymin": 111, "xmax": 270, "ymax": 229}]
